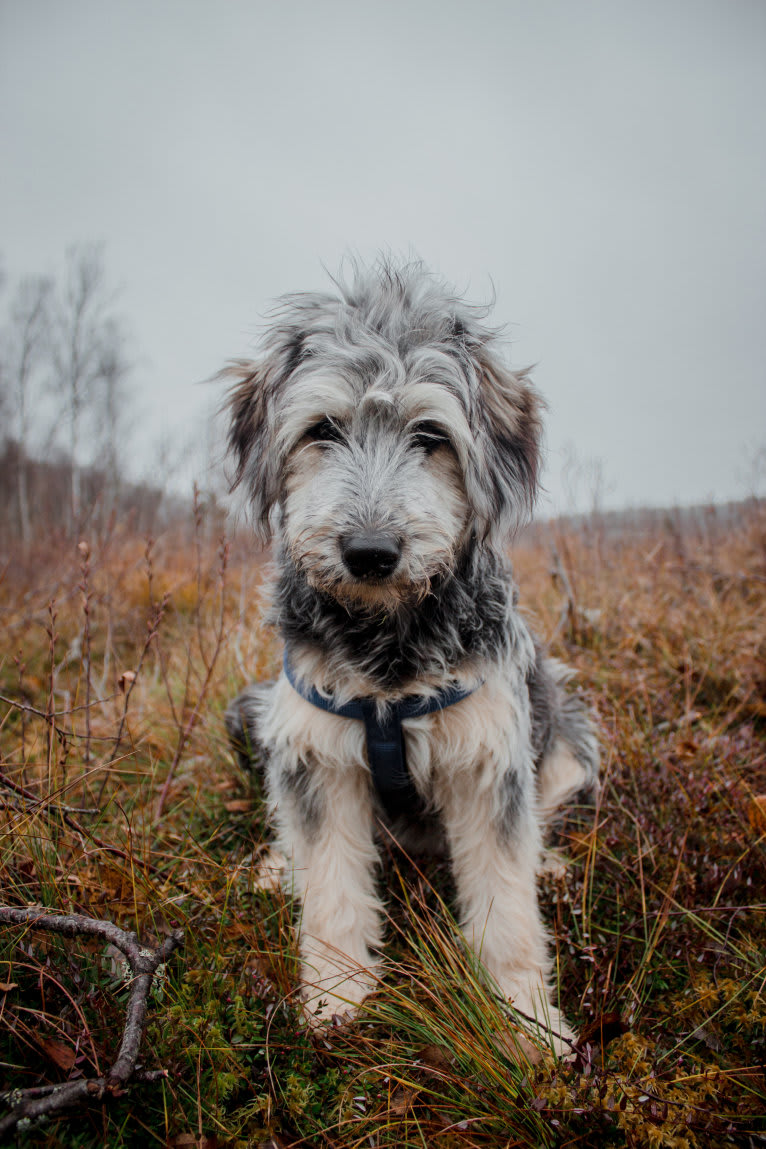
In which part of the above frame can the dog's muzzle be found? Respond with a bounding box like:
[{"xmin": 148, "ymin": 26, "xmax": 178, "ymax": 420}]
[{"xmin": 341, "ymin": 532, "xmax": 401, "ymax": 580}]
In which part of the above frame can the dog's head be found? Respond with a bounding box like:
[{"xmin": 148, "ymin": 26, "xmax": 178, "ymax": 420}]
[{"xmin": 224, "ymin": 259, "xmax": 543, "ymax": 608}]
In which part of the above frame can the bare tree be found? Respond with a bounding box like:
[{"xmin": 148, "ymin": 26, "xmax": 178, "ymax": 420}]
[
  {"xmin": 0, "ymin": 246, "xmax": 145, "ymax": 541},
  {"xmin": 0, "ymin": 262, "xmax": 6, "ymax": 422},
  {"xmin": 50, "ymin": 245, "xmax": 115, "ymax": 530},
  {"xmin": 92, "ymin": 316, "xmax": 135, "ymax": 525},
  {"xmin": 2, "ymin": 276, "xmax": 53, "ymax": 543}
]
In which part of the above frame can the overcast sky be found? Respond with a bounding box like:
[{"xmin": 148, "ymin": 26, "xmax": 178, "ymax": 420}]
[{"xmin": 2, "ymin": 0, "xmax": 765, "ymax": 514}]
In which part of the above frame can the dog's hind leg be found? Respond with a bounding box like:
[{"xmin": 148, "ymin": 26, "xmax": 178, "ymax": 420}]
[
  {"xmin": 225, "ymin": 682, "xmax": 274, "ymax": 774},
  {"xmin": 225, "ymin": 682, "xmax": 288, "ymax": 886},
  {"xmin": 530, "ymin": 658, "xmax": 600, "ymax": 827},
  {"xmin": 536, "ymin": 737, "xmax": 598, "ymax": 827}
]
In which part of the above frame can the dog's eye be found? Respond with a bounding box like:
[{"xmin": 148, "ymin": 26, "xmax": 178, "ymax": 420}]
[
  {"xmin": 412, "ymin": 421, "xmax": 449, "ymax": 454},
  {"xmin": 306, "ymin": 419, "xmax": 342, "ymax": 444}
]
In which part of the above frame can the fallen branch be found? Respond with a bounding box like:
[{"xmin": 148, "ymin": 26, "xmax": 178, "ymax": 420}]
[
  {"xmin": 0, "ymin": 906, "xmax": 183, "ymax": 1136},
  {"xmin": 549, "ymin": 545, "xmax": 577, "ymax": 639}
]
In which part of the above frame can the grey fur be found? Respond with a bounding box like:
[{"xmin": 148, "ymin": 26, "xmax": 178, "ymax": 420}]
[
  {"xmin": 280, "ymin": 756, "xmax": 324, "ymax": 837},
  {"xmin": 528, "ymin": 652, "xmax": 600, "ymax": 797},
  {"xmin": 222, "ymin": 257, "xmax": 601, "ymax": 1042},
  {"xmin": 224, "ymin": 258, "xmax": 543, "ymax": 549},
  {"xmin": 224, "ymin": 683, "xmax": 271, "ymax": 774},
  {"xmin": 224, "ymin": 257, "xmax": 599, "ymax": 833},
  {"xmin": 495, "ymin": 765, "xmax": 528, "ymax": 841}
]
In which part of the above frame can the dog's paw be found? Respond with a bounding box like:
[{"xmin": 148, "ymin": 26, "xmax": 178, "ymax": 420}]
[
  {"xmin": 496, "ymin": 977, "xmax": 577, "ymax": 1063},
  {"xmin": 533, "ymin": 1004, "xmax": 577, "ymax": 1061},
  {"xmin": 302, "ymin": 993, "xmax": 361, "ymax": 1030},
  {"xmin": 537, "ymin": 846, "xmax": 569, "ymax": 881},
  {"xmin": 498, "ymin": 1006, "xmax": 576, "ymax": 1065},
  {"xmin": 252, "ymin": 847, "xmax": 287, "ymax": 891},
  {"xmin": 300, "ymin": 964, "xmax": 377, "ymax": 1029}
]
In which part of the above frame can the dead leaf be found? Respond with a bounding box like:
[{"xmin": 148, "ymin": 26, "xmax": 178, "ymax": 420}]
[
  {"xmin": 118, "ymin": 670, "xmax": 136, "ymax": 692},
  {"xmin": 576, "ymin": 1012, "xmax": 629, "ymax": 1050},
  {"xmin": 36, "ymin": 1036, "xmax": 76, "ymax": 1072},
  {"xmin": 224, "ymin": 798, "xmax": 252, "ymax": 813},
  {"xmin": 748, "ymin": 795, "xmax": 766, "ymax": 835},
  {"xmin": 168, "ymin": 1136, "xmax": 218, "ymax": 1149},
  {"xmin": 0, "ymin": 981, "xmax": 18, "ymax": 993},
  {"xmin": 563, "ymin": 828, "xmax": 599, "ymax": 857},
  {"xmin": 690, "ymin": 1024, "xmax": 722, "ymax": 1052},
  {"xmin": 415, "ymin": 1043, "xmax": 454, "ymax": 1073},
  {"xmin": 389, "ymin": 1085, "xmax": 418, "ymax": 1116}
]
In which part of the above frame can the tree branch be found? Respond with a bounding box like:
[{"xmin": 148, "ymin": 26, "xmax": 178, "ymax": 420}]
[{"xmin": 0, "ymin": 907, "xmax": 183, "ymax": 1135}]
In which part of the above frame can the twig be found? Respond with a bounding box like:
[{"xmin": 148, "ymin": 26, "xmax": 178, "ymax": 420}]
[
  {"xmin": 0, "ymin": 770, "xmax": 162, "ymax": 875},
  {"xmin": 154, "ymin": 537, "xmax": 229, "ymax": 821},
  {"xmin": 13, "ymin": 652, "xmax": 28, "ymax": 778},
  {"xmin": 0, "ymin": 907, "xmax": 183, "ymax": 1135},
  {"xmin": 0, "ymin": 693, "xmax": 121, "ymax": 746},
  {"xmin": 0, "ymin": 692, "xmax": 121, "ymax": 720},
  {"xmin": 77, "ymin": 540, "xmax": 93, "ymax": 769},
  {"xmin": 0, "ymin": 795, "xmax": 97, "ymax": 816},
  {"xmin": 193, "ymin": 485, "xmax": 208, "ymax": 668},
  {"xmin": 45, "ymin": 601, "xmax": 57, "ymax": 786},
  {"xmin": 667, "ymin": 560, "xmax": 766, "ymax": 588},
  {"xmin": 95, "ymin": 590, "xmax": 169, "ymax": 808}
]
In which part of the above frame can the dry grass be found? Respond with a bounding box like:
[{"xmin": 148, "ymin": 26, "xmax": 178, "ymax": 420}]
[{"xmin": 0, "ymin": 498, "xmax": 764, "ymax": 1147}]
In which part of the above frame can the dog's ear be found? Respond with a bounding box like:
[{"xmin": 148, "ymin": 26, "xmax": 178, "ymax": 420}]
[
  {"xmin": 223, "ymin": 318, "xmax": 316, "ymax": 541},
  {"xmin": 223, "ymin": 359, "xmax": 281, "ymax": 543},
  {"xmin": 475, "ymin": 352, "xmax": 544, "ymax": 541}
]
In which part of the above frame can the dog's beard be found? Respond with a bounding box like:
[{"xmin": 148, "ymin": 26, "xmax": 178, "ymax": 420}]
[{"xmin": 286, "ymin": 532, "xmax": 451, "ymax": 612}]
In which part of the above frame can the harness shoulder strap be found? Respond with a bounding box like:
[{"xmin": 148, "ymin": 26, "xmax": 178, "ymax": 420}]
[{"xmin": 282, "ymin": 652, "xmax": 477, "ymax": 821}]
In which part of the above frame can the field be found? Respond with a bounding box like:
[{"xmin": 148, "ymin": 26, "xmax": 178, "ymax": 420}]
[{"xmin": 1, "ymin": 499, "xmax": 764, "ymax": 1148}]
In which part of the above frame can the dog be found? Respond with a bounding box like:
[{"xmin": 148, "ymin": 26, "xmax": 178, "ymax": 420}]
[{"xmin": 223, "ymin": 258, "xmax": 599, "ymax": 1057}]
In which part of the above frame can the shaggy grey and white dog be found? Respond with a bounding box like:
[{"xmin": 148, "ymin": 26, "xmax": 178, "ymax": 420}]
[{"xmin": 224, "ymin": 259, "xmax": 599, "ymax": 1057}]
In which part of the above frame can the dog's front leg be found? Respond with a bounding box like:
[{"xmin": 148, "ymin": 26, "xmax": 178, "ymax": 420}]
[
  {"xmin": 440, "ymin": 757, "xmax": 574, "ymax": 1058},
  {"xmin": 271, "ymin": 746, "xmax": 383, "ymax": 1026}
]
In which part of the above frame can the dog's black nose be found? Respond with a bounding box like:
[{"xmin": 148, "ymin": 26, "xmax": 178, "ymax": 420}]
[{"xmin": 341, "ymin": 533, "xmax": 401, "ymax": 579}]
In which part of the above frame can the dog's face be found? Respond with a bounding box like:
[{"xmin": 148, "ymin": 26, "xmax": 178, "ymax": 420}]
[{"xmin": 225, "ymin": 261, "xmax": 543, "ymax": 608}]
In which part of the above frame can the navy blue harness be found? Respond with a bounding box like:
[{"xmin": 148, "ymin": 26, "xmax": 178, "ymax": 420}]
[{"xmin": 283, "ymin": 652, "xmax": 477, "ymax": 820}]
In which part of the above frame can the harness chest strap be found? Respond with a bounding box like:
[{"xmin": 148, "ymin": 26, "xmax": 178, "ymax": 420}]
[{"xmin": 282, "ymin": 652, "xmax": 477, "ymax": 820}]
